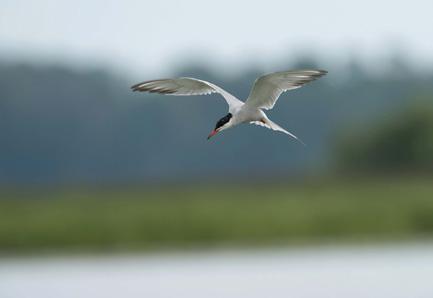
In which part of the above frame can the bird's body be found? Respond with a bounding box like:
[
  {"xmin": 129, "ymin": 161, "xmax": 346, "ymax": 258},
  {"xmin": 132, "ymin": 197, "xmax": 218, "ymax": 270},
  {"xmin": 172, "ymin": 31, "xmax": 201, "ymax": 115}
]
[
  {"xmin": 229, "ymin": 104, "xmax": 264, "ymax": 127},
  {"xmin": 131, "ymin": 69, "xmax": 327, "ymax": 142}
]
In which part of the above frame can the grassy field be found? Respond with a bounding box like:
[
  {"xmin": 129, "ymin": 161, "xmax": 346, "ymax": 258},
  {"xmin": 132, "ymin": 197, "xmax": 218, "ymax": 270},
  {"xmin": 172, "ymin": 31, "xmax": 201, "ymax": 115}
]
[{"xmin": 1, "ymin": 177, "xmax": 433, "ymax": 253}]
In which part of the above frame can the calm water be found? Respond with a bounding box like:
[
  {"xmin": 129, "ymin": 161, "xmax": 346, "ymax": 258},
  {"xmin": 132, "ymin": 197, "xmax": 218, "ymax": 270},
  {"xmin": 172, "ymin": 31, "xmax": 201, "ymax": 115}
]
[{"xmin": 1, "ymin": 243, "xmax": 433, "ymax": 298}]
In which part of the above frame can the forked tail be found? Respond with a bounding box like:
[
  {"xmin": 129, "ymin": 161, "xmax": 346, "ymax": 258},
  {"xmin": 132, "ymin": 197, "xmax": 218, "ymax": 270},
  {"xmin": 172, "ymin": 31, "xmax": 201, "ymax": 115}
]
[{"xmin": 251, "ymin": 117, "xmax": 306, "ymax": 146}]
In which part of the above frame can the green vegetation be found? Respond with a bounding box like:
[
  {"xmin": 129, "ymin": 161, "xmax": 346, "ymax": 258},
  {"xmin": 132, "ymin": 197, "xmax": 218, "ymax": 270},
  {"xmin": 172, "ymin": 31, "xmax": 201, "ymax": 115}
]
[
  {"xmin": 1, "ymin": 177, "xmax": 433, "ymax": 253},
  {"xmin": 336, "ymin": 99, "xmax": 433, "ymax": 173}
]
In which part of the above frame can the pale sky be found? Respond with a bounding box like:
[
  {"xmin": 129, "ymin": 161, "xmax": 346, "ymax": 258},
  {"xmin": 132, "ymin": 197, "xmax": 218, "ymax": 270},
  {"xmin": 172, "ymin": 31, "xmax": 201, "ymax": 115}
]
[{"xmin": 1, "ymin": 0, "xmax": 433, "ymax": 76}]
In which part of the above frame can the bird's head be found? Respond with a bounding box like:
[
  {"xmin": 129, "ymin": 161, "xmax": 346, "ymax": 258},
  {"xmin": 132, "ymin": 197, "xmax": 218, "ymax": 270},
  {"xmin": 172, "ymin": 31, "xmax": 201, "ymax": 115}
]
[{"xmin": 207, "ymin": 113, "xmax": 233, "ymax": 140}]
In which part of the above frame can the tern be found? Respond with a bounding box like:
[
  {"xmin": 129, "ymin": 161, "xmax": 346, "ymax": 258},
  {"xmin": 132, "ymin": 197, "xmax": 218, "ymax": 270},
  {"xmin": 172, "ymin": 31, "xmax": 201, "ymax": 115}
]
[{"xmin": 131, "ymin": 69, "xmax": 327, "ymax": 143}]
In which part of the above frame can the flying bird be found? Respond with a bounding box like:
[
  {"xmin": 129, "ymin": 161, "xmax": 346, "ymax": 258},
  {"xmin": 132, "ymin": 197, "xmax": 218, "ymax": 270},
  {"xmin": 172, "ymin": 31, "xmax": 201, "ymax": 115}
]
[{"xmin": 131, "ymin": 69, "xmax": 327, "ymax": 143}]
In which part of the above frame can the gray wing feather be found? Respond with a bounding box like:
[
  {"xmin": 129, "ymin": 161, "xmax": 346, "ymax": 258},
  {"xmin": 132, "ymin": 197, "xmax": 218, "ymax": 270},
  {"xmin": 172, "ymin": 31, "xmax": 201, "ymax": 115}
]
[
  {"xmin": 245, "ymin": 69, "xmax": 327, "ymax": 110},
  {"xmin": 131, "ymin": 77, "xmax": 243, "ymax": 111}
]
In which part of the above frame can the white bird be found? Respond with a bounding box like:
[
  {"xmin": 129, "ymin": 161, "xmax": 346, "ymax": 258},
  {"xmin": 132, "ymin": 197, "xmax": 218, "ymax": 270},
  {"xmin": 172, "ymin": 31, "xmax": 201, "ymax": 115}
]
[{"xmin": 131, "ymin": 69, "xmax": 327, "ymax": 143}]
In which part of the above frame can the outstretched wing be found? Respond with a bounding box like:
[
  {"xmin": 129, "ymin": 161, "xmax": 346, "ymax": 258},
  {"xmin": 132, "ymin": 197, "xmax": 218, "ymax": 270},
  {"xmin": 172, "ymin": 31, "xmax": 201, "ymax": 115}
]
[
  {"xmin": 245, "ymin": 69, "xmax": 327, "ymax": 110},
  {"xmin": 131, "ymin": 77, "xmax": 243, "ymax": 112}
]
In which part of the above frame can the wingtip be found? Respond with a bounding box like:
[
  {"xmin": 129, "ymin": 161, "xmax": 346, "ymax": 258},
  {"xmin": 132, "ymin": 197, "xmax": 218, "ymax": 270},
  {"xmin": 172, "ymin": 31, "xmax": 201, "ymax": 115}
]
[{"xmin": 130, "ymin": 82, "xmax": 144, "ymax": 91}]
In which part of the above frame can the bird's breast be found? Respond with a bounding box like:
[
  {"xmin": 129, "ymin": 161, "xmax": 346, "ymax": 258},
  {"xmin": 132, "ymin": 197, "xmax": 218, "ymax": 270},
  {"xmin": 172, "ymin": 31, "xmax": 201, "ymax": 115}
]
[{"xmin": 233, "ymin": 106, "xmax": 264, "ymax": 124}]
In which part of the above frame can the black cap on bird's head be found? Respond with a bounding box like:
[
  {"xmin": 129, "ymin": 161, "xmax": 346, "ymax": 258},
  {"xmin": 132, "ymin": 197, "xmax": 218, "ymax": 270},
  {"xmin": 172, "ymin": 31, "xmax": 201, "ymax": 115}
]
[{"xmin": 207, "ymin": 113, "xmax": 232, "ymax": 140}]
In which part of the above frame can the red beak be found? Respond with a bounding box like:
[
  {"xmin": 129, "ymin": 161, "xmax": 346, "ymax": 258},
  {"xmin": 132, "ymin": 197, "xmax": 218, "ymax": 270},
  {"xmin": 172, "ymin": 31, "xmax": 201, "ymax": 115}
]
[{"xmin": 207, "ymin": 130, "xmax": 218, "ymax": 140}]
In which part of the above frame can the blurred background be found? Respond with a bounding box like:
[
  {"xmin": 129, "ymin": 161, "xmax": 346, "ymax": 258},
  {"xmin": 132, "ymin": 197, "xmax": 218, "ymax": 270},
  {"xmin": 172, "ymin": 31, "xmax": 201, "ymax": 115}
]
[{"xmin": 1, "ymin": 0, "xmax": 433, "ymax": 297}]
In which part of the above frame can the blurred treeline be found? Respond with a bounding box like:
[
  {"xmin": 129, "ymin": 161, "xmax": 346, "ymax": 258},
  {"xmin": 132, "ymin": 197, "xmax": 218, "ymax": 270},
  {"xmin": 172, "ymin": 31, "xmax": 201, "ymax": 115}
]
[
  {"xmin": 1, "ymin": 57, "xmax": 433, "ymax": 186},
  {"xmin": 336, "ymin": 98, "xmax": 433, "ymax": 174}
]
